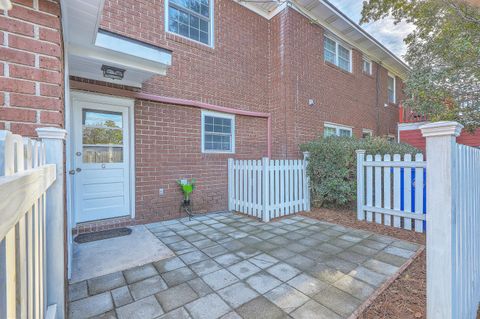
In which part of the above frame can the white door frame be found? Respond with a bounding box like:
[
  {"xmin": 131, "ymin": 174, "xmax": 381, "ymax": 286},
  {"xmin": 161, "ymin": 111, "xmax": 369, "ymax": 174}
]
[{"xmin": 68, "ymin": 91, "xmax": 136, "ymax": 227}]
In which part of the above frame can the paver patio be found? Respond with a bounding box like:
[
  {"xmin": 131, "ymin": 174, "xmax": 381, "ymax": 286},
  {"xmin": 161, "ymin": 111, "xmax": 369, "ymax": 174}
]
[{"xmin": 68, "ymin": 212, "xmax": 422, "ymax": 319}]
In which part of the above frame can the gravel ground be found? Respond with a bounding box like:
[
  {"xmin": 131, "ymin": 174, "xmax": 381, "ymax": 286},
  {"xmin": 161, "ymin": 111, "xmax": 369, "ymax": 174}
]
[{"xmin": 301, "ymin": 208, "xmax": 427, "ymax": 319}]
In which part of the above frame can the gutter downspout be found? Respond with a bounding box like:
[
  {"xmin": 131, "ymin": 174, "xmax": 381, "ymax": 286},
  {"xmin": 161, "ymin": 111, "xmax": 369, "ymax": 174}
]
[{"xmin": 70, "ymin": 81, "xmax": 272, "ymax": 158}]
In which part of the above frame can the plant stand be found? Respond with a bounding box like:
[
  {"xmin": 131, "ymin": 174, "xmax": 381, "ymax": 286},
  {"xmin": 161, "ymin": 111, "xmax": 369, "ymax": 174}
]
[{"xmin": 180, "ymin": 200, "xmax": 194, "ymax": 220}]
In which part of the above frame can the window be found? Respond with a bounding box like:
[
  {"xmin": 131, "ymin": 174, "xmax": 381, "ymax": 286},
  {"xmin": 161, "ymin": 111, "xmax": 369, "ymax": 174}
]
[
  {"xmin": 323, "ymin": 123, "xmax": 353, "ymax": 137},
  {"xmin": 388, "ymin": 74, "xmax": 396, "ymax": 104},
  {"xmin": 166, "ymin": 0, "xmax": 212, "ymax": 46},
  {"xmin": 82, "ymin": 109, "xmax": 124, "ymax": 163},
  {"xmin": 323, "ymin": 36, "xmax": 351, "ymax": 72},
  {"xmin": 362, "ymin": 129, "xmax": 373, "ymax": 138},
  {"xmin": 201, "ymin": 111, "xmax": 235, "ymax": 153},
  {"xmin": 362, "ymin": 58, "xmax": 372, "ymax": 75}
]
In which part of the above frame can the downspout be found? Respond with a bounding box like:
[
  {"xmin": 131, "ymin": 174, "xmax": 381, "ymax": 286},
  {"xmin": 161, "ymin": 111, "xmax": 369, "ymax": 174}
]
[{"xmin": 70, "ymin": 81, "xmax": 272, "ymax": 158}]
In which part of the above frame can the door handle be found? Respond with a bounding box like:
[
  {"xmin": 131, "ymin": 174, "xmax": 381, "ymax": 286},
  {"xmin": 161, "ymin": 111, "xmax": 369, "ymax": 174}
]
[
  {"xmin": 76, "ymin": 168, "xmax": 82, "ymax": 173},
  {"xmin": 69, "ymin": 170, "xmax": 76, "ymax": 175}
]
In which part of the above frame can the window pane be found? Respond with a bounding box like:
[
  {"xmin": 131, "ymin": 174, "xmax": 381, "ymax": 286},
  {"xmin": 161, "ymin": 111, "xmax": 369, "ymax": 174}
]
[
  {"xmin": 324, "ymin": 37, "xmax": 336, "ymax": 64},
  {"xmin": 388, "ymin": 76, "xmax": 395, "ymax": 103},
  {"xmin": 324, "ymin": 127, "xmax": 336, "ymax": 137},
  {"xmin": 363, "ymin": 60, "xmax": 371, "ymax": 74},
  {"xmin": 338, "ymin": 45, "xmax": 350, "ymax": 71},
  {"xmin": 168, "ymin": 4, "xmax": 210, "ymax": 45},
  {"xmin": 83, "ymin": 110, "xmax": 122, "ymax": 128},
  {"xmin": 170, "ymin": 0, "xmax": 209, "ymax": 17},
  {"xmin": 339, "ymin": 129, "xmax": 351, "ymax": 137},
  {"xmin": 203, "ymin": 115, "xmax": 233, "ymax": 151}
]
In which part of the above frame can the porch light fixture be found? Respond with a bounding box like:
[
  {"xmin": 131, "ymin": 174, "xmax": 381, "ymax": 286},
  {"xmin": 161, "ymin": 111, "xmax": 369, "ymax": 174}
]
[{"xmin": 101, "ymin": 64, "xmax": 125, "ymax": 80}]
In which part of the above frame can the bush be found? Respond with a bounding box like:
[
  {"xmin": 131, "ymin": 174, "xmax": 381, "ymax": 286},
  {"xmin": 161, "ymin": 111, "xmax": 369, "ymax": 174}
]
[{"xmin": 300, "ymin": 136, "xmax": 421, "ymax": 209}]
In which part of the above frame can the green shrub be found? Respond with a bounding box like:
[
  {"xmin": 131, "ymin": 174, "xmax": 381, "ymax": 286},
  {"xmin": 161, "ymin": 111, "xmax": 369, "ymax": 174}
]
[{"xmin": 300, "ymin": 136, "xmax": 421, "ymax": 209}]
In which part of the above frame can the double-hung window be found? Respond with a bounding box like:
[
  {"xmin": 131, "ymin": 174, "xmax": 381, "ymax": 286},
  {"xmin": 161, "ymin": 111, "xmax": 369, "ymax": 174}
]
[
  {"xmin": 324, "ymin": 123, "xmax": 353, "ymax": 137},
  {"xmin": 362, "ymin": 58, "xmax": 372, "ymax": 75},
  {"xmin": 166, "ymin": 0, "xmax": 212, "ymax": 46},
  {"xmin": 388, "ymin": 73, "xmax": 396, "ymax": 104},
  {"xmin": 201, "ymin": 111, "xmax": 235, "ymax": 153},
  {"xmin": 323, "ymin": 36, "xmax": 351, "ymax": 72}
]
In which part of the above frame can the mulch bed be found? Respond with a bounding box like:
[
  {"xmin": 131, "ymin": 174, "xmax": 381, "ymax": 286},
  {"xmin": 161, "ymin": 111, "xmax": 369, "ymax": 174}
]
[{"xmin": 301, "ymin": 208, "xmax": 427, "ymax": 319}]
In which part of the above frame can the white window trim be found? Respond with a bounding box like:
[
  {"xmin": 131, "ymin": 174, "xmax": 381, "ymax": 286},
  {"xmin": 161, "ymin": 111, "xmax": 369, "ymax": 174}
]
[
  {"xmin": 201, "ymin": 110, "xmax": 235, "ymax": 154},
  {"xmin": 388, "ymin": 73, "xmax": 396, "ymax": 104},
  {"xmin": 324, "ymin": 35, "xmax": 352, "ymax": 73},
  {"xmin": 164, "ymin": 0, "xmax": 215, "ymax": 48},
  {"xmin": 362, "ymin": 57, "xmax": 372, "ymax": 75},
  {"xmin": 362, "ymin": 129, "xmax": 373, "ymax": 137},
  {"xmin": 324, "ymin": 122, "xmax": 353, "ymax": 137}
]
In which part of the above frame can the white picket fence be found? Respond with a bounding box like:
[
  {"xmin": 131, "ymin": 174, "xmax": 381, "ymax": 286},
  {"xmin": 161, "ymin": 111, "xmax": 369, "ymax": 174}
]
[
  {"xmin": 227, "ymin": 154, "xmax": 310, "ymax": 222},
  {"xmin": 356, "ymin": 151, "xmax": 426, "ymax": 232},
  {"xmin": 0, "ymin": 129, "xmax": 66, "ymax": 319},
  {"xmin": 452, "ymin": 144, "xmax": 480, "ymax": 319},
  {"xmin": 421, "ymin": 121, "xmax": 480, "ymax": 319}
]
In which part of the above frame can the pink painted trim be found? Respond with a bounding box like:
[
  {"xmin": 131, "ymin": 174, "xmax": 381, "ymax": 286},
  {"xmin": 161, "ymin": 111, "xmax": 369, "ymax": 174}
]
[{"xmin": 70, "ymin": 81, "xmax": 272, "ymax": 157}]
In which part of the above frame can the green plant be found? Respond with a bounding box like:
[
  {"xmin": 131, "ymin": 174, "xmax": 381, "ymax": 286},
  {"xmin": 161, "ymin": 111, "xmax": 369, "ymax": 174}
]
[
  {"xmin": 300, "ymin": 136, "xmax": 420, "ymax": 209},
  {"xmin": 177, "ymin": 178, "xmax": 196, "ymax": 202}
]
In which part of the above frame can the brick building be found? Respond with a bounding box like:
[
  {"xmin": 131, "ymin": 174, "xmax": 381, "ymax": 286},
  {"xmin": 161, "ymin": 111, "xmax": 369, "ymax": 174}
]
[{"xmin": 1, "ymin": 0, "xmax": 409, "ymax": 233}]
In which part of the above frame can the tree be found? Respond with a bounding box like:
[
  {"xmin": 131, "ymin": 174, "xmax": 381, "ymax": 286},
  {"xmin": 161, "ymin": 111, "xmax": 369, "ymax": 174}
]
[{"xmin": 361, "ymin": 0, "xmax": 480, "ymax": 130}]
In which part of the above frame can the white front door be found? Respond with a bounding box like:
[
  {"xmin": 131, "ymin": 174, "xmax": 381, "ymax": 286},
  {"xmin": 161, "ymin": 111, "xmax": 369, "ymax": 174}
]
[{"xmin": 72, "ymin": 94, "xmax": 132, "ymax": 223}]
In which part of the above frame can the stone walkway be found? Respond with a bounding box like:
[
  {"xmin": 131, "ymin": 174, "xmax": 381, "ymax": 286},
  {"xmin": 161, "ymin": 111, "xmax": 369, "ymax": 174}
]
[{"xmin": 68, "ymin": 212, "xmax": 422, "ymax": 319}]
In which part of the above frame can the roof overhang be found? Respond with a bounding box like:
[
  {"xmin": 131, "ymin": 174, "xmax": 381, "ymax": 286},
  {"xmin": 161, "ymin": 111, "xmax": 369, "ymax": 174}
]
[
  {"xmin": 236, "ymin": 0, "xmax": 410, "ymax": 79},
  {"xmin": 64, "ymin": 0, "xmax": 172, "ymax": 88}
]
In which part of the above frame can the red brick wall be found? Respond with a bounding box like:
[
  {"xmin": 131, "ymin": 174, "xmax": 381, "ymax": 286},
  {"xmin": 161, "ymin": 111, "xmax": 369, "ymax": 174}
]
[
  {"xmin": 134, "ymin": 100, "xmax": 267, "ymax": 222},
  {"xmin": 0, "ymin": 0, "xmax": 64, "ymax": 136},
  {"xmin": 400, "ymin": 128, "xmax": 480, "ymax": 152},
  {"xmin": 90, "ymin": 1, "xmax": 405, "ymax": 224}
]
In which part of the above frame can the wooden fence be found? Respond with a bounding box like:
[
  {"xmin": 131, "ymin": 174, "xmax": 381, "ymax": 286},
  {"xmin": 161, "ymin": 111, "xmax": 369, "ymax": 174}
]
[
  {"xmin": 356, "ymin": 151, "xmax": 426, "ymax": 232},
  {"xmin": 0, "ymin": 129, "xmax": 66, "ymax": 319},
  {"xmin": 422, "ymin": 121, "xmax": 480, "ymax": 319},
  {"xmin": 228, "ymin": 154, "xmax": 310, "ymax": 222}
]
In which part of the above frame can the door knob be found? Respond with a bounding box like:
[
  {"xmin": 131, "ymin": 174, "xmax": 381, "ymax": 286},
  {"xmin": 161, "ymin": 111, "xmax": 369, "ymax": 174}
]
[{"xmin": 76, "ymin": 168, "xmax": 82, "ymax": 172}]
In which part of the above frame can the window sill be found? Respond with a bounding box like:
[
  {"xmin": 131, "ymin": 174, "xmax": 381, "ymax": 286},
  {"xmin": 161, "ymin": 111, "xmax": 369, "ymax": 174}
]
[
  {"xmin": 166, "ymin": 32, "xmax": 215, "ymax": 54},
  {"xmin": 362, "ymin": 71, "xmax": 374, "ymax": 79},
  {"xmin": 324, "ymin": 61, "xmax": 353, "ymax": 76}
]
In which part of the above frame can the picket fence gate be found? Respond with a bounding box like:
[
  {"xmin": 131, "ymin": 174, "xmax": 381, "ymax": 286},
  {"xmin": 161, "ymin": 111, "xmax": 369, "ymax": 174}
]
[
  {"xmin": 0, "ymin": 128, "xmax": 66, "ymax": 319},
  {"xmin": 356, "ymin": 151, "xmax": 426, "ymax": 232},
  {"xmin": 227, "ymin": 154, "xmax": 310, "ymax": 222}
]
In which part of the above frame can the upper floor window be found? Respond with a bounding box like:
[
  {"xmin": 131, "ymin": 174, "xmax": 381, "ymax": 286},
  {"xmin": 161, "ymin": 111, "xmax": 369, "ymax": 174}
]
[
  {"xmin": 166, "ymin": 0, "xmax": 212, "ymax": 46},
  {"xmin": 324, "ymin": 123, "xmax": 352, "ymax": 137},
  {"xmin": 362, "ymin": 58, "xmax": 372, "ymax": 75},
  {"xmin": 388, "ymin": 73, "xmax": 396, "ymax": 104},
  {"xmin": 324, "ymin": 36, "xmax": 351, "ymax": 73},
  {"xmin": 201, "ymin": 111, "xmax": 235, "ymax": 153}
]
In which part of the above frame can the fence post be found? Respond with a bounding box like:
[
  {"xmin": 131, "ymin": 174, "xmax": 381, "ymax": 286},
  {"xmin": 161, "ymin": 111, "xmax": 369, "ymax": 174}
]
[
  {"xmin": 356, "ymin": 150, "xmax": 366, "ymax": 221},
  {"xmin": 420, "ymin": 121, "xmax": 463, "ymax": 319},
  {"xmin": 36, "ymin": 127, "xmax": 67, "ymax": 319},
  {"xmin": 262, "ymin": 157, "xmax": 270, "ymax": 222},
  {"xmin": 228, "ymin": 158, "xmax": 234, "ymax": 211},
  {"xmin": 302, "ymin": 152, "xmax": 311, "ymax": 212}
]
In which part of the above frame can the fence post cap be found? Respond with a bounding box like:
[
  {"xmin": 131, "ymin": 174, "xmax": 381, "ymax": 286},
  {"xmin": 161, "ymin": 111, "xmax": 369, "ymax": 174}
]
[
  {"xmin": 420, "ymin": 121, "xmax": 463, "ymax": 138},
  {"xmin": 302, "ymin": 151, "xmax": 310, "ymax": 157},
  {"xmin": 36, "ymin": 127, "xmax": 67, "ymax": 140},
  {"xmin": 356, "ymin": 149, "xmax": 366, "ymax": 154}
]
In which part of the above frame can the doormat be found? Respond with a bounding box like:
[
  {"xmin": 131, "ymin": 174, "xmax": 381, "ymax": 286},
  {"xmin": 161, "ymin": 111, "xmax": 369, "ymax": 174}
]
[{"xmin": 74, "ymin": 227, "xmax": 132, "ymax": 244}]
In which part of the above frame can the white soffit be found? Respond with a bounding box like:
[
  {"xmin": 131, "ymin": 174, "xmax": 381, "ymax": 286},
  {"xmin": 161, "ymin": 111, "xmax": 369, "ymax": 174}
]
[
  {"xmin": 65, "ymin": 0, "xmax": 172, "ymax": 88},
  {"xmin": 235, "ymin": 0, "xmax": 409, "ymax": 79}
]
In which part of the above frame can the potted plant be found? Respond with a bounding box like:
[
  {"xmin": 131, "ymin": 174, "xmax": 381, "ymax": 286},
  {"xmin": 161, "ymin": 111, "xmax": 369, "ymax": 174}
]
[{"xmin": 177, "ymin": 178, "xmax": 196, "ymax": 207}]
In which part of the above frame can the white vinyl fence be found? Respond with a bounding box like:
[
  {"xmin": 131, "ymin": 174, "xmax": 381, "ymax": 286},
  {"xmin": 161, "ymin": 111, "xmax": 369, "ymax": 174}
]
[
  {"xmin": 356, "ymin": 151, "xmax": 426, "ymax": 232},
  {"xmin": 228, "ymin": 154, "xmax": 310, "ymax": 222},
  {"xmin": 422, "ymin": 122, "xmax": 480, "ymax": 319},
  {"xmin": 0, "ymin": 129, "xmax": 66, "ymax": 319}
]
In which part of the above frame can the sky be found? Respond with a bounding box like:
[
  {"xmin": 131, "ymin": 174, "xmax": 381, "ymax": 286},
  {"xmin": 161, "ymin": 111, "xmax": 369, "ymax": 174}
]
[{"xmin": 328, "ymin": 0, "xmax": 414, "ymax": 59}]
